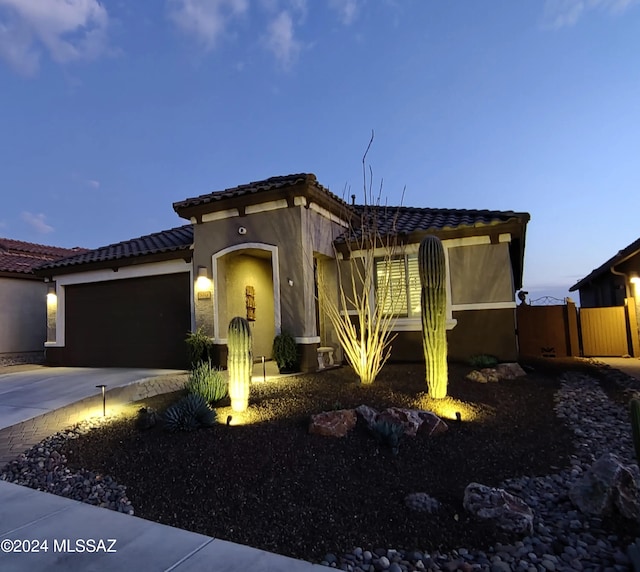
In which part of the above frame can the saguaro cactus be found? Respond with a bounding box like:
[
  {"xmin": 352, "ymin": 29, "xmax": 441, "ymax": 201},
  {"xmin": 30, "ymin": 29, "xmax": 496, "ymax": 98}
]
[
  {"xmin": 228, "ymin": 316, "xmax": 252, "ymax": 412},
  {"xmin": 631, "ymin": 398, "xmax": 640, "ymax": 466},
  {"xmin": 419, "ymin": 235, "xmax": 448, "ymax": 399}
]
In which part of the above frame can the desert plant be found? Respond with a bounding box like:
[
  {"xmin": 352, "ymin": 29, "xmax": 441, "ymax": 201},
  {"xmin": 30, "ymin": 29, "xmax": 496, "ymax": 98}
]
[
  {"xmin": 419, "ymin": 234, "xmax": 448, "ymax": 399},
  {"xmin": 186, "ymin": 360, "xmax": 228, "ymax": 404},
  {"xmin": 631, "ymin": 398, "xmax": 640, "ymax": 466},
  {"xmin": 228, "ymin": 316, "xmax": 252, "ymax": 412},
  {"xmin": 370, "ymin": 419, "xmax": 404, "ymax": 455},
  {"xmin": 163, "ymin": 394, "xmax": 217, "ymax": 433},
  {"xmin": 316, "ymin": 133, "xmax": 403, "ymax": 385},
  {"xmin": 135, "ymin": 407, "xmax": 158, "ymax": 430},
  {"xmin": 185, "ymin": 327, "xmax": 214, "ymax": 368},
  {"xmin": 469, "ymin": 354, "xmax": 498, "ymax": 368},
  {"xmin": 272, "ymin": 331, "xmax": 298, "ymax": 372}
]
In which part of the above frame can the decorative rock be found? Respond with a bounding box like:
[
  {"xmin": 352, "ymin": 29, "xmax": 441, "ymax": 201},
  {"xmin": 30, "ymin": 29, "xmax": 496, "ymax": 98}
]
[
  {"xmin": 463, "ymin": 482, "xmax": 534, "ymax": 534},
  {"xmin": 495, "ymin": 363, "xmax": 527, "ymax": 380},
  {"xmin": 135, "ymin": 406, "xmax": 158, "ymax": 430},
  {"xmin": 405, "ymin": 493, "xmax": 441, "ymax": 513},
  {"xmin": 355, "ymin": 406, "xmax": 447, "ymax": 438},
  {"xmin": 309, "ymin": 409, "xmax": 357, "ymax": 438},
  {"xmin": 569, "ymin": 452, "xmax": 639, "ymax": 520}
]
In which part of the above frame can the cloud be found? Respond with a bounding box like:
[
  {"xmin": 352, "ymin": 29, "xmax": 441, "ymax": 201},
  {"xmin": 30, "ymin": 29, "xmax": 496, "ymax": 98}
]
[
  {"xmin": 0, "ymin": 0, "xmax": 111, "ymax": 76},
  {"xmin": 167, "ymin": 0, "xmax": 248, "ymax": 50},
  {"xmin": 265, "ymin": 10, "xmax": 299, "ymax": 68},
  {"xmin": 21, "ymin": 212, "xmax": 54, "ymax": 234},
  {"xmin": 543, "ymin": 0, "xmax": 639, "ymax": 28},
  {"xmin": 329, "ymin": 0, "xmax": 359, "ymax": 25},
  {"xmin": 86, "ymin": 179, "xmax": 100, "ymax": 189}
]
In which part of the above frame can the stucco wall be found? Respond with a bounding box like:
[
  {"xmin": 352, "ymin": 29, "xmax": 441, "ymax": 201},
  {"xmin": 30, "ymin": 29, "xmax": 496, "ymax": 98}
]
[{"xmin": 0, "ymin": 277, "xmax": 46, "ymax": 355}]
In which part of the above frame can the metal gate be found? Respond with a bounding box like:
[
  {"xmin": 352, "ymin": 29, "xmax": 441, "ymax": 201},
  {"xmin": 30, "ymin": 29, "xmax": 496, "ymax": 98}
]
[{"xmin": 580, "ymin": 306, "xmax": 630, "ymax": 357}]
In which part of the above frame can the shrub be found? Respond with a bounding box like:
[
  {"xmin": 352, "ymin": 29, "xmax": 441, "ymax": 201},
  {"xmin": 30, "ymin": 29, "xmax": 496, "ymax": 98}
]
[
  {"xmin": 185, "ymin": 327, "xmax": 214, "ymax": 368},
  {"xmin": 163, "ymin": 394, "xmax": 217, "ymax": 433},
  {"xmin": 370, "ymin": 419, "xmax": 404, "ymax": 455},
  {"xmin": 186, "ymin": 360, "xmax": 228, "ymax": 404},
  {"xmin": 272, "ymin": 331, "xmax": 298, "ymax": 372},
  {"xmin": 469, "ymin": 354, "xmax": 499, "ymax": 368}
]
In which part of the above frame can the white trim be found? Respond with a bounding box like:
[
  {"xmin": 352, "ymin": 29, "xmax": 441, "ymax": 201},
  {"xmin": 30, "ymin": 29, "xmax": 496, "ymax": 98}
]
[
  {"xmin": 245, "ymin": 200, "xmax": 288, "ymax": 214},
  {"xmin": 308, "ymin": 203, "xmax": 350, "ymax": 228},
  {"xmin": 202, "ymin": 208, "xmax": 240, "ymax": 222},
  {"xmin": 441, "ymin": 235, "xmax": 492, "ymax": 248},
  {"xmin": 391, "ymin": 318, "xmax": 458, "ymax": 331},
  {"xmin": 294, "ymin": 196, "xmax": 307, "ymax": 207},
  {"xmin": 295, "ymin": 336, "xmax": 321, "ymax": 343},
  {"xmin": 214, "ymin": 338, "xmax": 227, "ymax": 345},
  {"xmin": 212, "ymin": 242, "xmax": 281, "ymax": 343},
  {"xmin": 53, "ymin": 259, "xmax": 190, "ymax": 286},
  {"xmin": 499, "ymin": 233, "xmax": 511, "ymax": 243},
  {"xmin": 452, "ymin": 301, "xmax": 516, "ymax": 311}
]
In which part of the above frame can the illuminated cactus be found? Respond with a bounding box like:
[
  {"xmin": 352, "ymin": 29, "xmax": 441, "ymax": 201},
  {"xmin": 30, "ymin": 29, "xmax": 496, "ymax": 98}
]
[
  {"xmin": 228, "ymin": 316, "xmax": 252, "ymax": 412},
  {"xmin": 631, "ymin": 398, "xmax": 640, "ymax": 466},
  {"xmin": 419, "ymin": 235, "xmax": 448, "ymax": 399}
]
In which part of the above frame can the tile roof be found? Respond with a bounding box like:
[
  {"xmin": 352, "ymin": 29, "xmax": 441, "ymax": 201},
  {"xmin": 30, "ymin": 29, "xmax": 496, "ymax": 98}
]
[
  {"xmin": 173, "ymin": 173, "xmax": 349, "ymax": 211},
  {"xmin": 0, "ymin": 238, "xmax": 85, "ymax": 275},
  {"xmin": 36, "ymin": 225, "xmax": 193, "ymax": 272},
  {"xmin": 569, "ymin": 236, "xmax": 640, "ymax": 291},
  {"xmin": 337, "ymin": 205, "xmax": 529, "ymax": 241}
]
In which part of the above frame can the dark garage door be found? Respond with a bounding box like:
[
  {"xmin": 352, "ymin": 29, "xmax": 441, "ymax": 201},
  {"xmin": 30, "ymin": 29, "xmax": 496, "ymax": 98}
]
[{"xmin": 65, "ymin": 273, "xmax": 190, "ymax": 368}]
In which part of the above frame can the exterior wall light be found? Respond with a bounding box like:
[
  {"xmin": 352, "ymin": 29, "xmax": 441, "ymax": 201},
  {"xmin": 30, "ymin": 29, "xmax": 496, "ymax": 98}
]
[
  {"xmin": 630, "ymin": 273, "xmax": 640, "ymax": 284},
  {"xmin": 46, "ymin": 283, "xmax": 57, "ymax": 301},
  {"xmin": 195, "ymin": 266, "xmax": 212, "ymax": 294}
]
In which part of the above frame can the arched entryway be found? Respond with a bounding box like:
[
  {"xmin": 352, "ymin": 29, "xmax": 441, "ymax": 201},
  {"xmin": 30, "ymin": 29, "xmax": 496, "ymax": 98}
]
[{"xmin": 212, "ymin": 243, "xmax": 280, "ymax": 359}]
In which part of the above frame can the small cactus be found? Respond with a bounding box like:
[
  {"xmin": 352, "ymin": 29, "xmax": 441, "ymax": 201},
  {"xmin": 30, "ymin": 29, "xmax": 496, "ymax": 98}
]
[
  {"xmin": 631, "ymin": 398, "xmax": 640, "ymax": 466},
  {"xmin": 419, "ymin": 235, "xmax": 448, "ymax": 399},
  {"xmin": 228, "ymin": 316, "xmax": 252, "ymax": 412}
]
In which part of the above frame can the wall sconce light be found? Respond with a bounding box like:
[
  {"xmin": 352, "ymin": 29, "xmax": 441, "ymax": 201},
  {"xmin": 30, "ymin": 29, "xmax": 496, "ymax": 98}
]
[
  {"xmin": 196, "ymin": 266, "xmax": 212, "ymax": 297},
  {"xmin": 630, "ymin": 273, "xmax": 640, "ymax": 285},
  {"xmin": 46, "ymin": 283, "xmax": 57, "ymax": 302}
]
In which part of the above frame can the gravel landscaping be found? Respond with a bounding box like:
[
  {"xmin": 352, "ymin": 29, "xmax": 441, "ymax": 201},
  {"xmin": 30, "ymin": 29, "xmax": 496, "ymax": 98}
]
[{"xmin": 2, "ymin": 359, "xmax": 640, "ymax": 571}]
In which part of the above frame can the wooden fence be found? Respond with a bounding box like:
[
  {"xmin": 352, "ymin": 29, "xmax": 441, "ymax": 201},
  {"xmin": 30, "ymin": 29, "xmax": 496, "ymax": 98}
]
[{"xmin": 517, "ymin": 297, "xmax": 640, "ymax": 358}]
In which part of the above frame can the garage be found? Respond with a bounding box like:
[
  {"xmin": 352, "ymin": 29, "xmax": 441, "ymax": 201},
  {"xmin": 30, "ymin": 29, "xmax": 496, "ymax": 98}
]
[{"xmin": 62, "ymin": 272, "xmax": 190, "ymax": 368}]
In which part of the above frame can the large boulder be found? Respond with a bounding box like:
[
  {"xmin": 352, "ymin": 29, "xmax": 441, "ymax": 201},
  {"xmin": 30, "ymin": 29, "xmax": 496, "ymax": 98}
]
[
  {"xmin": 569, "ymin": 453, "xmax": 640, "ymax": 520},
  {"xmin": 405, "ymin": 492, "xmax": 441, "ymax": 513},
  {"xmin": 309, "ymin": 409, "xmax": 357, "ymax": 438},
  {"xmin": 466, "ymin": 369, "xmax": 499, "ymax": 383},
  {"xmin": 463, "ymin": 482, "xmax": 534, "ymax": 534},
  {"xmin": 355, "ymin": 405, "xmax": 448, "ymax": 437},
  {"xmin": 466, "ymin": 363, "xmax": 527, "ymax": 383}
]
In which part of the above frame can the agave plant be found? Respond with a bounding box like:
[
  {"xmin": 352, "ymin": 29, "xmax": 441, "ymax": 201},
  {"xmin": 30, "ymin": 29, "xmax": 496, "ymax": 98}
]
[
  {"xmin": 163, "ymin": 394, "xmax": 217, "ymax": 433},
  {"xmin": 370, "ymin": 419, "xmax": 405, "ymax": 455}
]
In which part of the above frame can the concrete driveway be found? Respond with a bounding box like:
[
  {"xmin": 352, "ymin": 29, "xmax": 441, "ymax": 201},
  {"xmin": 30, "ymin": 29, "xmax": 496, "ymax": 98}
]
[{"xmin": 0, "ymin": 366, "xmax": 183, "ymax": 430}]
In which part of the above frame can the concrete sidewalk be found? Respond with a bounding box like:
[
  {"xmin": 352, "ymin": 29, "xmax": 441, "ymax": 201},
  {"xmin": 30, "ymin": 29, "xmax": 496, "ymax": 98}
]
[
  {"xmin": 0, "ymin": 363, "xmax": 322, "ymax": 571},
  {"xmin": 588, "ymin": 357, "xmax": 640, "ymax": 382}
]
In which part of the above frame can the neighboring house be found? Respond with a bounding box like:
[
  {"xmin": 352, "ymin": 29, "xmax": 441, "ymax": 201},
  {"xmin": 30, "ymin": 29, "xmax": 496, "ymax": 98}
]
[
  {"xmin": 37, "ymin": 174, "xmax": 530, "ymax": 371},
  {"xmin": 0, "ymin": 238, "xmax": 84, "ymax": 365},
  {"xmin": 569, "ymin": 237, "xmax": 640, "ymax": 308}
]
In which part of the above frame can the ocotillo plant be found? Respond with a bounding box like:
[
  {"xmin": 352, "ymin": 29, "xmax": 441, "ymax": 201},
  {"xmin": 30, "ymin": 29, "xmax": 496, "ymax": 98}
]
[
  {"xmin": 419, "ymin": 235, "xmax": 448, "ymax": 399},
  {"xmin": 228, "ymin": 316, "xmax": 252, "ymax": 412},
  {"xmin": 631, "ymin": 398, "xmax": 640, "ymax": 466}
]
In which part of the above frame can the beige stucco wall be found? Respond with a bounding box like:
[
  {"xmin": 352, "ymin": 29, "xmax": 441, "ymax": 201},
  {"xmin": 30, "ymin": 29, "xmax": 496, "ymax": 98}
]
[
  {"xmin": 449, "ymin": 242, "xmax": 514, "ymax": 304},
  {"xmin": 0, "ymin": 277, "xmax": 46, "ymax": 355},
  {"xmin": 192, "ymin": 205, "xmax": 345, "ymax": 352}
]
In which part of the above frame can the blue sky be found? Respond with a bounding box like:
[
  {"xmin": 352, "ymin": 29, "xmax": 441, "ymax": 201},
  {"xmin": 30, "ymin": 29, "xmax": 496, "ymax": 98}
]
[{"xmin": 1, "ymin": 0, "xmax": 639, "ymax": 303}]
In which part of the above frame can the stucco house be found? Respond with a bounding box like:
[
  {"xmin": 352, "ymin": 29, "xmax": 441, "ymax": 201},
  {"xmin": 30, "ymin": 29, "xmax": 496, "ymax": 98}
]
[
  {"xmin": 0, "ymin": 238, "xmax": 83, "ymax": 365},
  {"xmin": 569, "ymin": 237, "xmax": 640, "ymax": 308},
  {"xmin": 37, "ymin": 174, "xmax": 530, "ymax": 371}
]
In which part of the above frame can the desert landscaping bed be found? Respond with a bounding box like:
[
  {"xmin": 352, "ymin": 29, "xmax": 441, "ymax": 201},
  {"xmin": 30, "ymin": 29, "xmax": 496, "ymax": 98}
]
[{"xmin": 60, "ymin": 362, "xmax": 579, "ymax": 558}]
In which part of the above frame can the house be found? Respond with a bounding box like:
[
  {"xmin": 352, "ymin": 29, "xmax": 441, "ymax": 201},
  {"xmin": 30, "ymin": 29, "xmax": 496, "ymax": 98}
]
[
  {"xmin": 0, "ymin": 238, "xmax": 84, "ymax": 365},
  {"xmin": 36, "ymin": 174, "xmax": 530, "ymax": 371},
  {"xmin": 569, "ymin": 237, "xmax": 640, "ymax": 308}
]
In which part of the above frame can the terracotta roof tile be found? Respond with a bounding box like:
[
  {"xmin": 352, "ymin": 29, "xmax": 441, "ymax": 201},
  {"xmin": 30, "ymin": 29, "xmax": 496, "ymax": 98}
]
[
  {"xmin": 37, "ymin": 225, "xmax": 193, "ymax": 271},
  {"xmin": 173, "ymin": 173, "xmax": 349, "ymax": 211},
  {"xmin": 0, "ymin": 238, "xmax": 85, "ymax": 275},
  {"xmin": 338, "ymin": 205, "xmax": 529, "ymax": 241}
]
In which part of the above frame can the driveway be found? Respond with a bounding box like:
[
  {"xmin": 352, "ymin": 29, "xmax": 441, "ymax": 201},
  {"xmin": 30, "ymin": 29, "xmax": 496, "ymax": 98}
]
[
  {"xmin": 0, "ymin": 366, "xmax": 183, "ymax": 430},
  {"xmin": 590, "ymin": 357, "xmax": 640, "ymax": 382}
]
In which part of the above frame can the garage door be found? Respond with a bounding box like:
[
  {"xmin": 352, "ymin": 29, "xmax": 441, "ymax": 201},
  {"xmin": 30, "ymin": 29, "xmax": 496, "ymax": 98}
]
[{"xmin": 65, "ymin": 273, "xmax": 190, "ymax": 368}]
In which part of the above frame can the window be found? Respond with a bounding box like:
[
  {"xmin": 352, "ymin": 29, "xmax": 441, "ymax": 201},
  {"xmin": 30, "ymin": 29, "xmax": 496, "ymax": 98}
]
[{"xmin": 375, "ymin": 254, "xmax": 421, "ymax": 317}]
